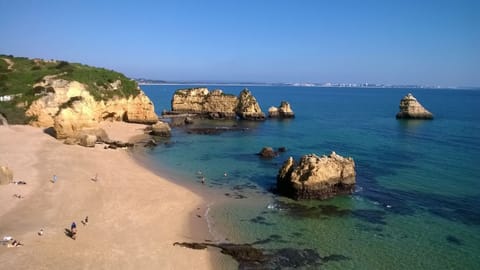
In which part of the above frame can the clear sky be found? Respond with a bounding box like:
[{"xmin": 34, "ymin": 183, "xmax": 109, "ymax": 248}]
[{"xmin": 1, "ymin": 0, "xmax": 479, "ymax": 86}]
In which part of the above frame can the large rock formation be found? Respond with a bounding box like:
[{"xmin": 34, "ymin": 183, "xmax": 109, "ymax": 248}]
[
  {"xmin": 268, "ymin": 101, "xmax": 295, "ymax": 118},
  {"xmin": 0, "ymin": 166, "xmax": 13, "ymax": 185},
  {"xmin": 237, "ymin": 89, "xmax": 265, "ymax": 120},
  {"xmin": 25, "ymin": 76, "xmax": 158, "ymax": 139},
  {"xmin": 149, "ymin": 121, "xmax": 171, "ymax": 137},
  {"xmin": 396, "ymin": 93, "xmax": 433, "ymax": 119},
  {"xmin": 171, "ymin": 88, "xmax": 237, "ymax": 119},
  {"xmin": 170, "ymin": 88, "xmax": 265, "ymax": 120},
  {"xmin": 277, "ymin": 152, "xmax": 356, "ymax": 200}
]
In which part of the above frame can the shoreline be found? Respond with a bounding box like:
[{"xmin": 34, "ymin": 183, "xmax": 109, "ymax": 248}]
[
  {"xmin": 0, "ymin": 123, "xmax": 234, "ymax": 269},
  {"xmin": 129, "ymin": 147, "xmax": 233, "ymax": 242}
]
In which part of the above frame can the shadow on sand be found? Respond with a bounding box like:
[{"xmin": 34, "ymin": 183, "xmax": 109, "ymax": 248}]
[{"xmin": 64, "ymin": 228, "xmax": 76, "ymax": 240}]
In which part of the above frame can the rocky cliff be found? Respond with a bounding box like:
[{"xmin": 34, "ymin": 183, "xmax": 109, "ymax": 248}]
[
  {"xmin": 171, "ymin": 88, "xmax": 237, "ymax": 118},
  {"xmin": 237, "ymin": 89, "xmax": 266, "ymax": 120},
  {"xmin": 170, "ymin": 88, "xmax": 265, "ymax": 120},
  {"xmin": 26, "ymin": 75, "xmax": 158, "ymax": 139},
  {"xmin": 268, "ymin": 101, "xmax": 295, "ymax": 118},
  {"xmin": 277, "ymin": 152, "xmax": 356, "ymax": 200},
  {"xmin": 396, "ymin": 93, "xmax": 433, "ymax": 119}
]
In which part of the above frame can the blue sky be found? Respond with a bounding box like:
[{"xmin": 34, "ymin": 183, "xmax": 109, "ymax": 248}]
[{"xmin": 1, "ymin": 0, "xmax": 479, "ymax": 86}]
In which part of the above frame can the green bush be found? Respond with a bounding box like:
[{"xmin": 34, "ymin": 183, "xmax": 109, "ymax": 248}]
[{"xmin": 0, "ymin": 55, "xmax": 141, "ymax": 123}]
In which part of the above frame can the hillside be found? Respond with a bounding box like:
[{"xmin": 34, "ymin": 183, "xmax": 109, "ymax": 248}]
[{"xmin": 0, "ymin": 55, "xmax": 140, "ymax": 124}]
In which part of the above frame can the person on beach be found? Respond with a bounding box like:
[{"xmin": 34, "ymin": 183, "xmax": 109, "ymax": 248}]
[
  {"xmin": 83, "ymin": 216, "xmax": 88, "ymax": 225},
  {"xmin": 52, "ymin": 175, "xmax": 57, "ymax": 183},
  {"xmin": 70, "ymin": 222, "xmax": 77, "ymax": 240},
  {"xmin": 8, "ymin": 239, "xmax": 23, "ymax": 247}
]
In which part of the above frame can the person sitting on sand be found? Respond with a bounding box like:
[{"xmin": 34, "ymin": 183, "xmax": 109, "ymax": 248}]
[
  {"xmin": 7, "ymin": 239, "xmax": 23, "ymax": 247},
  {"xmin": 12, "ymin": 181, "xmax": 27, "ymax": 185},
  {"xmin": 38, "ymin": 229, "xmax": 44, "ymax": 236},
  {"xmin": 82, "ymin": 216, "xmax": 88, "ymax": 225}
]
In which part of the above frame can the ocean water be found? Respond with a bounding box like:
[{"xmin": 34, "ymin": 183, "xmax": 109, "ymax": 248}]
[{"xmin": 141, "ymin": 85, "xmax": 480, "ymax": 269}]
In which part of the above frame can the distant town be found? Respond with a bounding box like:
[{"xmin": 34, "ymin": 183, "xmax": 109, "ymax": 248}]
[{"xmin": 135, "ymin": 78, "xmax": 477, "ymax": 90}]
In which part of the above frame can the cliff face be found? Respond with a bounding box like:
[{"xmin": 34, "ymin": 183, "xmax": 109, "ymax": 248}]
[
  {"xmin": 171, "ymin": 88, "xmax": 237, "ymax": 118},
  {"xmin": 170, "ymin": 88, "xmax": 265, "ymax": 120},
  {"xmin": 237, "ymin": 89, "xmax": 266, "ymax": 120},
  {"xmin": 396, "ymin": 93, "xmax": 433, "ymax": 119},
  {"xmin": 277, "ymin": 152, "xmax": 356, "ymax": 200},
  {"xmin": 26, "ymin": 76, "xmax": 158, "ymax": 139}
]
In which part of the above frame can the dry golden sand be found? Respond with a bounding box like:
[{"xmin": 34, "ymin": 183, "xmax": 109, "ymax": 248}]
[{"xmin": 0, "ymin": 124, "xmax": 233, "ymax": 269}]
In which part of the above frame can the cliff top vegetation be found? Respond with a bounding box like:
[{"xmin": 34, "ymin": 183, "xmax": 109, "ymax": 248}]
[{"xmin": 0, "ymin": 55, "xmax": 140, "ymax": 123}]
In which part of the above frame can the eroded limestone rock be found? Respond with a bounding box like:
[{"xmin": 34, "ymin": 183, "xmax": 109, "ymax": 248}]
[
  {"xmin": 277, "ymin": 152, "xmax": 356, "ymax": 200},
  {"xmin": 170, "ymin": 88, "xmax": 265, "ymax": 120},
  {"xmin": 149, "ymin": 121, "xmax": 171, "ymax": 137},
  {"xmin": 396, "ymin": 93, "xmax": 433, "ymax": 119},
  {"xmin": 268, "ymin": 101, "xmax": 295, "ymax": 118},
  {"xmin": 237, "ymin": 89, "xmax": 265, "ymax": 120},
  {"xmin": 25, "ymin": 76, "xmax": 158, "ymax": 139}
]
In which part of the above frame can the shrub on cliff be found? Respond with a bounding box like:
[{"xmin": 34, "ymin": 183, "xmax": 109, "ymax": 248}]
[{"xmin": 0, "ymin": 55, "xmax": 140, "ymax": 124}]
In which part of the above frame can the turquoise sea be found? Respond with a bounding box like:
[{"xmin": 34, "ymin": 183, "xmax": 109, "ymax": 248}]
[{"xmin": 141, "ymin": 85, "xmax": 480, "ymax": 269}]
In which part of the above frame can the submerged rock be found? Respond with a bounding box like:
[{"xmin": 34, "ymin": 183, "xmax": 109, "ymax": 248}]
[
  {"xmin": 277, "ymin": 152, "xmax": 356, "ymax": 200},
  {"xmin": 396, "ymin": 93, "xmax": 433, "ymax": 119},
  {"xmin": 258, "ymin": 147, "xmax": 278, "ymax": 158},
  {"xmin": 174, "ymin": 240, "xmax": 348, "ymax": 269},
  {"xmin": 268, "ymin": 101, "xmax": 295, "ymax": 118},
  {"xmin": 186, "ymin": 126, "xmax": 247, "ymax": 135}
]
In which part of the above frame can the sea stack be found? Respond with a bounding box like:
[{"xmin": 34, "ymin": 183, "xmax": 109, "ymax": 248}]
[
  {"xmin": 237, "ymin": 89, "xmax": 266, "ymax": 120},
  {"xmin": 277, "ymin": 152, "xmax": 356, "ymax": 200},
  {"xmin": 396, "ymin": 93, "xmax": 433, "ymax": 119},
  {"xmin": 268, "ymin": 101, "xmax": 295, "ymax": 118},
  {"xmin": 170, "ymin": 87, "xmax": 265, "ymax": 120}
]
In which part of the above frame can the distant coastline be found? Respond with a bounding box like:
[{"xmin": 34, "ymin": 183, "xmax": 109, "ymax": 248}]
[{"xmin": 135, "ymin": 79, "xmax": 479, "ymax": 90}]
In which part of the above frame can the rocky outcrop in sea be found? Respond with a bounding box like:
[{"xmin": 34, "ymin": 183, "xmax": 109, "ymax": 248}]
[
  {"xmin": 268, "ymin": 101, "xmax": 295, "ymax": 118},
  {"xmin": 236, "ymin": 89, "xmax": 266, "ymax": 120},
  {"xmin": 170, "ymin": 88, "xmax": 265, "ymax": 120},
  {"xmin": 277, "ymin": 152, "xmax": 356, "ymax": 200},
  {"xmin": 396, "ymin": 93, "xmax": 433, "ymax": 119}
]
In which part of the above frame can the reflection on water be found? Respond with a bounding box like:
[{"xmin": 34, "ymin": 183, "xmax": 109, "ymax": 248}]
[{"xmin": 396, "ymin": 119, "xmax": 428, "ymax": 131}]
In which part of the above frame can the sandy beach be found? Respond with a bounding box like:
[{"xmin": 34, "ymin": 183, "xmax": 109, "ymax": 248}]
[{"xmin": 0, "ymin": 123, "xmax": 227, "ymax": 269}]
